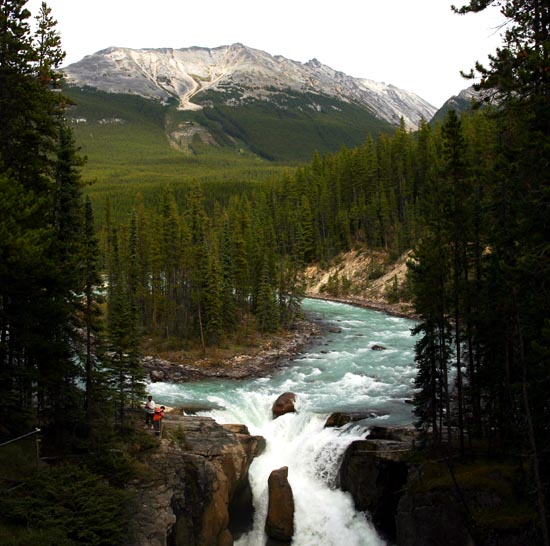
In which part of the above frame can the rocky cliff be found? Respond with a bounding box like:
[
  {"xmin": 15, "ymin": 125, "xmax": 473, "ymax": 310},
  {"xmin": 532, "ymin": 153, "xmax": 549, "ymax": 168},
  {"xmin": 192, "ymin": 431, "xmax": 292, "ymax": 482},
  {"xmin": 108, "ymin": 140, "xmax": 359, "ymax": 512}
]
[
  {"xmin": 126, "ymin": 415, "xmax": 265, "ymax": 546},
  {"xmin": 338, "ymin": 426, "xmax": 540, "ymax": 546},
  {"xmin": 338, "ymin": 426, "xmax": 414, "ymax": 543},
  {"xmin": 305, "ymin": 248, "xmax": 417, "ymax": 318}
]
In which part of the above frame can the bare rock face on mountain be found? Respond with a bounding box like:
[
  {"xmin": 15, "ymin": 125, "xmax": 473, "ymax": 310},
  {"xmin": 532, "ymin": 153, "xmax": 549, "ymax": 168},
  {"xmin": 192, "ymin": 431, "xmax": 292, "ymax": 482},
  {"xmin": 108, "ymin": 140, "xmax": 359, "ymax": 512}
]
[
  {"xmin": 126, "ymin": 415, "xmax": 265, "ymax": 546},
  {"xmin": 63, "ymin": 43, "xmax": 436, "ymax": 129}
]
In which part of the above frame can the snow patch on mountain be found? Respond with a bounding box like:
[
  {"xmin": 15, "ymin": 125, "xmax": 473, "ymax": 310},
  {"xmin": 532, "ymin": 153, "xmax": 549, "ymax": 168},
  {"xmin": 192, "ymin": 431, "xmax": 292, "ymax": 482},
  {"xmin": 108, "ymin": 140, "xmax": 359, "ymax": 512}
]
[{"xmin": 64, "ymin": 43, "xmax": 437, "ymax": 129}]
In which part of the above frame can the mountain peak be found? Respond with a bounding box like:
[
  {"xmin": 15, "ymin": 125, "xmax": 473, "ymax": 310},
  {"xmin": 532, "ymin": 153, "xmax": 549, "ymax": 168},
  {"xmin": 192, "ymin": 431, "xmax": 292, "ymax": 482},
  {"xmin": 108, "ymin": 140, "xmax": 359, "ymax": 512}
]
[{"xmin": 63, "ymin": 44, "xmax": 436, "ymax": 129}]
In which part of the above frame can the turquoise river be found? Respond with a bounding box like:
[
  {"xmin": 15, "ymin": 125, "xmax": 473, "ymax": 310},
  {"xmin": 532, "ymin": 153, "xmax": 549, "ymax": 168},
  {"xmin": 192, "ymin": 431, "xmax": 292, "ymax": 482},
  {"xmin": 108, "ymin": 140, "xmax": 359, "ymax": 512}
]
[{"xmin": 150, "ymin": 298, "xmax": 418, "ymax": 546}]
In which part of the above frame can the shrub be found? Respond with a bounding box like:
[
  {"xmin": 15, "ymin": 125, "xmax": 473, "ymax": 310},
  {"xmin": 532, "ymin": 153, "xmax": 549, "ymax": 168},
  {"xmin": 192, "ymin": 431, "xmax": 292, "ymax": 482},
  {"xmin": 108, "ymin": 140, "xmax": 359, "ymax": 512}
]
[{"xmin": 1, "ymin": 463, "xmax": 132, "ymax": 546}]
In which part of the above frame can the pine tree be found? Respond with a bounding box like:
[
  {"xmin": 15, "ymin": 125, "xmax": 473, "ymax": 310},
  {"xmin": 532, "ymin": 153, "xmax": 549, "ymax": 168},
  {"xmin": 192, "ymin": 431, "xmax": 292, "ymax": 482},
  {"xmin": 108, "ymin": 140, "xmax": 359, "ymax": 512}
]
[
  {"xmin": 409, "ymin": 234, "xmax": 453, "ymax": 449},
  {"xmin": 82, "ymin": 197, "xmax": 103, "ymax": 428},
  {"xmin": 0, "ymin": 1, "xmax": 87, "ymax": 441},
  {"xmin": 219, "ymin": 219, "xmax": 239, "ymax": 332},
  {"xmin": 33, "ymin": 1, "xmax": 65, "ymax": 87},
  {"xmin": 202, "ymin": 239, "xmax": 224, "ymax": 345},
  {"xmin": 440, "ymin": 109, "xmax": 469, "ymax": 454},
  {"xmin": 453, "ymin": 3, "xmax": 550, "ymax": 540},
  {"xmin": 105, "ymin": 228, "xmax": 144, "ymax": 428},
  {"xmin": 255, "ymin": 256, "xmax": 279, "ymax": 333}
]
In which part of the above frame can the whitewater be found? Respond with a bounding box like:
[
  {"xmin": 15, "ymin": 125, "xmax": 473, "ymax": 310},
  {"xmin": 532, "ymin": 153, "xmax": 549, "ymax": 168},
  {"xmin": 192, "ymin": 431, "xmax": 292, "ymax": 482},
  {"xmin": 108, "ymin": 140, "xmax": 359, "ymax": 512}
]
[{"xmin": 150, "ymin": 298, "xmax": 418, "ymax": 545}]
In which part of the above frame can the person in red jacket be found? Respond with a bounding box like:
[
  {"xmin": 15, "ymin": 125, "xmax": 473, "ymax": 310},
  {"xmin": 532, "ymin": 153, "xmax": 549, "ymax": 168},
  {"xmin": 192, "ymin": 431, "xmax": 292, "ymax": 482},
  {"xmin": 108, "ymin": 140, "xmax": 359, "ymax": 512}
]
[{"xmin": 153, "ymin": 405, "xmax": 165, "ymax": 437}]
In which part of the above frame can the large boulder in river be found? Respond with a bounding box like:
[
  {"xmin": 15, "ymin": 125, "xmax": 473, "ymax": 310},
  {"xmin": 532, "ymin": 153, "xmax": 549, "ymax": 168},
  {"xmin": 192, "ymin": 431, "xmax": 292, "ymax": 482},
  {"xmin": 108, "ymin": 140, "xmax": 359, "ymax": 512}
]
[
  {"xmin": 272, "ymin": 392, "xmax": 297, "ymax": 418},
  {"xmin": 149, "ymin": 368, "xmax": 166, "ymax": 382},
  {"xmin": 324, "ymin": 411, "xmax": 388, "ymax": 427},
  {"xmin": 265, "ymin": 466, "xmax": 294, "ymax": 542}
]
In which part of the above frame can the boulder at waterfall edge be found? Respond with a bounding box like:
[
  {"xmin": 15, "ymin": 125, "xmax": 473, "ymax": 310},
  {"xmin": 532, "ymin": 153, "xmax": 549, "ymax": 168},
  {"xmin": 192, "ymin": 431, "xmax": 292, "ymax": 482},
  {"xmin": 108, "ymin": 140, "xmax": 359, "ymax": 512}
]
[
  {"xmin": 324, "ymin": 411, "xmax": 388, "ymax": 427},
  {"xmin": 272, "ymin": 392, "xmax": 297, "ymax": 418},
  {"xmin": 265, "ymin": 466, "xmax": 295, "ymax": 543},
  {"xmin": 339, "ymin": 434, "xmax": 411, "ymax": 542}
]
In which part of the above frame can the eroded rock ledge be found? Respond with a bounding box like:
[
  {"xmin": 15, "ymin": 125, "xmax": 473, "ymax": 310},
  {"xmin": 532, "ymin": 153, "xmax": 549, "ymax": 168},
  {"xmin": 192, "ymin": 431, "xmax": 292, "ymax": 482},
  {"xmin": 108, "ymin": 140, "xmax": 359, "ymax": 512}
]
[
  {"xmin": 126, "ymin": 415, "xmax": 265, "ymax": 546},
  {"xmin": 339, "ymin": 425, "xmax": 539, "ymax": 546}
]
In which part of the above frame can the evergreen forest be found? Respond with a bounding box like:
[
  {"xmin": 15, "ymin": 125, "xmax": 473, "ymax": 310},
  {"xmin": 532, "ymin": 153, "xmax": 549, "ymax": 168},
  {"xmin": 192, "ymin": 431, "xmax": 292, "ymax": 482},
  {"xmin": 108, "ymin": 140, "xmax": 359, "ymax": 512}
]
[{"xmin": 1, "ymin": 0, "xmax": 550, "ymax": 544}]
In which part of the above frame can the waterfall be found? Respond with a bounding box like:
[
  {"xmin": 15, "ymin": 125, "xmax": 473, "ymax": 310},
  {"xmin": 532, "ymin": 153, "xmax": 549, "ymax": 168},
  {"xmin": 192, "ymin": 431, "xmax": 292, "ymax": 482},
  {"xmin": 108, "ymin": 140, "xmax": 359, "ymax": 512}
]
[
  {"xmin": 150, "ymin": 298, "xmax": 417, "ymax": 545},
  {"xmin": 216, "ymin": 399, "xmax": 387, "ymax": 546}
]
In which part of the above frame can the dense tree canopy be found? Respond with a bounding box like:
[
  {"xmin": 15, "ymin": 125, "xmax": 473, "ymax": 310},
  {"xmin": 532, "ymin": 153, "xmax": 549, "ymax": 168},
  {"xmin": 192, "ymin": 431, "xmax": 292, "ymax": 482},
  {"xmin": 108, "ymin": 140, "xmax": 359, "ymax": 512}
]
[{"xmin": 0, "ymin": 0, "xmax": 85, "ymax": 439}]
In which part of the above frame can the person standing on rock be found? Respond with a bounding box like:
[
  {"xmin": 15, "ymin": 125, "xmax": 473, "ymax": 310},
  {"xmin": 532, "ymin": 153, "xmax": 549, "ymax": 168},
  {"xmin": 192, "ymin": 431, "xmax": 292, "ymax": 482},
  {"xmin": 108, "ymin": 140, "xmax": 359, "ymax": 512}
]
[
  {"xmin": 153, "ymin": 406, "xmax": 165, "ymax": 437},
  {"xmin": 145, "ymin": 395, "xmax": 156, "ymax": 428}
]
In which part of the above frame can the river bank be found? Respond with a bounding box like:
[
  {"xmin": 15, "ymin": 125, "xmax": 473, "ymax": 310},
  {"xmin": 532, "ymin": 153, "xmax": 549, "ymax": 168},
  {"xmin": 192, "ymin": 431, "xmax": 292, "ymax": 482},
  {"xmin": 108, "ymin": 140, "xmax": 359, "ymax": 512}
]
[
  {"xmin": 304, "ymin": 248, "xmax": 418, "ymax": 319},
  {"xmin": 142, "ymin": 294, "xmax": 418, "ymax": 384},
  {"xmin": 142, "ymin": 316, "xmax": 324, "ymax": 383},
  {"xmin": 305, "ymin": 293, "xmax": 418, "ymax": 320}
]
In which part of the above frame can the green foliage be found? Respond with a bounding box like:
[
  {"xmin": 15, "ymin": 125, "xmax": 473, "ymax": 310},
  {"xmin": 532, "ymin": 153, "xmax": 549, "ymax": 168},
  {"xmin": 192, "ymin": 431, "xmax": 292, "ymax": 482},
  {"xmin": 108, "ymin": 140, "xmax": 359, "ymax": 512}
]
[
  {"xmin": 192, "ymin": 90, "xmax": 391, "ymax": 162},
  {"xmin": 0, "ymin": 463, "xmax": 131, "ymax": 546},
  {"xmin": 406, "ymin": 2, "xmax": 550, "ymax": 539},
  {"xmin": 384, "ymin": 275, "xmax": 400, "ymax": 303},
  {"xmin": 62, "ymin": 87, "xmax": 285, "ymax": 225},
  {"xmin": 64, "ymin": 86, "xmax": 166, "ymax": 126},
  {"xmin": 61, "ymin": 84, "xmax": 395, "ymax": 225},
  {"xmin": 167, "ymin": 425, "xmax": 188, "ymax": 448},
  {"xmin": 406, "ymin": 457, "xmax": 535, "ymax": 531},
  {"xmin": 0, "ymin": 0, "xmax": 92, "ymax": 441}
]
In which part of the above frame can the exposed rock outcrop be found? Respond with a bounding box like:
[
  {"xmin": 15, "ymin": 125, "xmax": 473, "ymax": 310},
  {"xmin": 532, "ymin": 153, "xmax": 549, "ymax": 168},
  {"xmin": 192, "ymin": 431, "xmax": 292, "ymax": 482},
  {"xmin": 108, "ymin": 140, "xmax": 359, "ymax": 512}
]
[
  {"xmin": 272, "ymin": 393, "xmax": 297, "ymax": 418},
  {"xmin": 324, "ymin": 411, "xmax": 388, "ymax": 427},
  {"xmin": 305, "ymin": 249, "xmax": 418, "ymax": 319},
  {"xmin": 339, "ymin": 425, "xmax": 539, "ymax": 546},
  {"xmin": 126, "ymin": 415, "xmax": 265, "ymax": 546},
  {"xmin": 339, "ymin": 428, "xmax": 413, "ymax": 542},
  {"xmin": 265, "ymin": 467, "xmax": 294, "ymax": 543}
]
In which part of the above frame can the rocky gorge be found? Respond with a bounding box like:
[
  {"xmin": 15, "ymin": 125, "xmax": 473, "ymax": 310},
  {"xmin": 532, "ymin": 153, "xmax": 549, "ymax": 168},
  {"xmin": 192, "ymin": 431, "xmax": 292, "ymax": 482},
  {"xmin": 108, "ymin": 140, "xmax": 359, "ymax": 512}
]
[
  {"xmin": 337, "ymin": 423, "xmax": 539, "ymax": 546},
  {"xmin": 125, "ymin": 409, "xmax": 539, "ymax": 546},
  {"xmin": 133, "ymin": 288, "xmax": 539, "ymax": 546}
]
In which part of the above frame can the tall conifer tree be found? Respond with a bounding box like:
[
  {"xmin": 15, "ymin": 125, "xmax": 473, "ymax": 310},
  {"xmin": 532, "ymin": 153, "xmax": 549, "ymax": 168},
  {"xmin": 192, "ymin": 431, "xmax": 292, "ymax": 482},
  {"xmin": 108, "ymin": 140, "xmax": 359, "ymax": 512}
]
[{"xmin": 0, "ymin": 1, "xmax": 87, "ymax": 439}]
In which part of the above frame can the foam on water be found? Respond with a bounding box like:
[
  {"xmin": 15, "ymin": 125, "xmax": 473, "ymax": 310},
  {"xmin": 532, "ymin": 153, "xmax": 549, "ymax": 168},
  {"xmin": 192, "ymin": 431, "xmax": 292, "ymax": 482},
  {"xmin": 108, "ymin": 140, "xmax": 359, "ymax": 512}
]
[
  {"xmin": 149, "ymin": 298, "xmax": 418, "ymax": 545},
  {"xmin": 234, "ymin": 409, "xmax": 385, "ymax": 546}
]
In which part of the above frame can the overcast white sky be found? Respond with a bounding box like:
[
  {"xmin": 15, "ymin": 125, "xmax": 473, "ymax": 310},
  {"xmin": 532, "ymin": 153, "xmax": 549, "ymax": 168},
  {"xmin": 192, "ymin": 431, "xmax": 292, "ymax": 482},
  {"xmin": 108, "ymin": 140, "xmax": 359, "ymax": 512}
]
[{"xmin": 26, "ymin": 0, "xmax": 505, "ymax": 107}]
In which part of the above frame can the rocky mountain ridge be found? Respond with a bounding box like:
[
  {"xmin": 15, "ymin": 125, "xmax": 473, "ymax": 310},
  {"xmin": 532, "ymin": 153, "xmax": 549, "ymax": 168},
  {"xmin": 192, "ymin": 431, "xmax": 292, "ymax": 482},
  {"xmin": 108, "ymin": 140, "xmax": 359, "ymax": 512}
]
[
  {"xmin": 63, "ymin": 43, "xmax": 437, "ymax": 129},
  {"xmin": 430, "ymin": 85, "xmax": 484, "ymax": 124}
]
